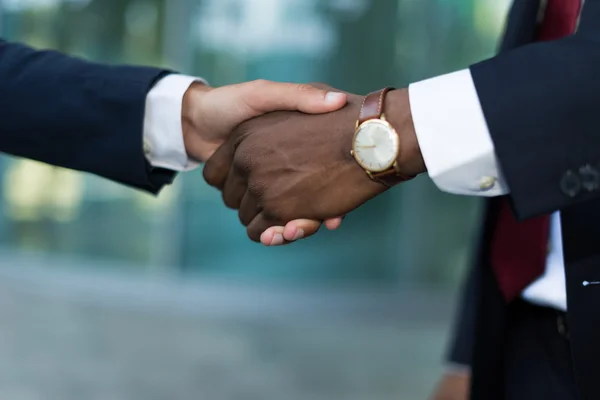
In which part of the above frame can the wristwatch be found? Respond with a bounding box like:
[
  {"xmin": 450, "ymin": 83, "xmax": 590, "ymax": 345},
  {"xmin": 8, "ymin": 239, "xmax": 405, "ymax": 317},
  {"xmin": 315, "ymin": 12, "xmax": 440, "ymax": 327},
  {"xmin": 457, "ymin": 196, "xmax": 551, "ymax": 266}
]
[{"xmin": 350, "ymin": 87, "xmax": 414, "ymax": 187}]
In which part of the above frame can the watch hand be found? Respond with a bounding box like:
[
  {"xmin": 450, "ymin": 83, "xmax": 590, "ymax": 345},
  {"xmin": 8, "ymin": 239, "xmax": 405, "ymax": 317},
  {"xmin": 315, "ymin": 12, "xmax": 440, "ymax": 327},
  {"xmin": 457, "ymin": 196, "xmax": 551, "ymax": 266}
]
[{"xmin": 357, "ymin": 145, "xmax": 376, "ymax": 149}]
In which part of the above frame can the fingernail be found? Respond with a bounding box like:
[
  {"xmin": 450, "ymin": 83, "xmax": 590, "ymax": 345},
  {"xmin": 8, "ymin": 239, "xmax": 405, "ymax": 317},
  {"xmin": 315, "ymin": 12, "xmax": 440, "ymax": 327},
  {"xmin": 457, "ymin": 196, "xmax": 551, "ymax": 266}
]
[
  {"xmin": 271, "ymin": 233, "xmax": 284, "ymax": 246},
  {"xmin": 293, "ymin": 228, "xmax": 305, "ymax": 241},
  {"xmin": 325, "ymin": 92, "xmax": 346, "ymax": 104}
]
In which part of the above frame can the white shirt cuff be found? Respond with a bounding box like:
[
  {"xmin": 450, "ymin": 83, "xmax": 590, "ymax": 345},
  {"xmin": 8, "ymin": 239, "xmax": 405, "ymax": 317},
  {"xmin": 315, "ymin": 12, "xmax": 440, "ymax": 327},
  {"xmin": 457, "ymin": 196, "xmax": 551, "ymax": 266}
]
[
  {"xmin": 143, "ymin": 74, "xmax": 206, "ymax": 172},
  {"xmin": 408, "ymin": 69, "xmax": 509, "ymax": 197}
]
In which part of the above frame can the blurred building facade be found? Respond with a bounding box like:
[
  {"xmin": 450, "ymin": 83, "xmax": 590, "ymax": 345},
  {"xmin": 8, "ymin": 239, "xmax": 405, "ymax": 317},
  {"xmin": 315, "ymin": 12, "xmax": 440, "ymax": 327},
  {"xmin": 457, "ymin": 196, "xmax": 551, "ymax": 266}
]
[{"xmin": 0, "ymin": 1, "xmax": 510, "ymax": 399}]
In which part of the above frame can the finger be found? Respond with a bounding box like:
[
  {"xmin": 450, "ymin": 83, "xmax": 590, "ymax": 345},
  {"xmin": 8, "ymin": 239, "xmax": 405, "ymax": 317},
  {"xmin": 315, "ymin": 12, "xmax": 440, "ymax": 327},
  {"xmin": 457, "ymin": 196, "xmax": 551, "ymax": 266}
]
[
  {"xmin": 239, "ymin": 192, "xmax": 260, "ymax": 226},
  {"xmin": 221, "ymin": 167, "xmax": 247, "ymax": 209},
  {"xmin": 260, "ymin": 226, "xmax": 286, "ymax": 247},
  {"xmin": 242, "ymin": 80, "xmax": 348, "ymax": 115},
  {"xmin": 203, "ymin": 139, "xmax": 235, "ymax": 190},
  {"xmin": 281, "ymin": 219, "xmax": 323, "ymax": 242},
  {"xmin": 260, "ymin": 219, "xmax": 322, "ymax": 247},
  {"xmin": 307, "ymin": 83, "xmax": 342, "ymax": 93},
  {"xmin": 324, "ymin": 217, "xmax": 344, "ymax": 230},
  {"xmin": 247, "ymin": 212, "xmax": 279, "ymax": 243},
  {"xmin": 307, "ymin": 82, "xmax": 334, "ymax": 91}
]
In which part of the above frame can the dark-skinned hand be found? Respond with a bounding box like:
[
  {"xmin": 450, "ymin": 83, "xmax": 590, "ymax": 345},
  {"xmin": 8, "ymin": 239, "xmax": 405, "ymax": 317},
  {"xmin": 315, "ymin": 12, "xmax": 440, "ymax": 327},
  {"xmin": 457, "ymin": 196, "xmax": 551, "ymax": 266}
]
[{"xmin": 203, "ymin": 85, "xmax": 423, "ymax": 242}]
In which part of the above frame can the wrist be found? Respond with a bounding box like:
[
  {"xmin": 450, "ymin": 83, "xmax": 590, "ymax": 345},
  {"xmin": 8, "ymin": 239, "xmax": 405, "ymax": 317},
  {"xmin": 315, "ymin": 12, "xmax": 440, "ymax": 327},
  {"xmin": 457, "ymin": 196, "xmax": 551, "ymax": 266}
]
[
  {"xmin": 182, "ymin": 82, "xmax": 214, "ymax": 162},
  {"xmin": 384, "ymin": 88, "xmax": 426, "ymax": 177}
]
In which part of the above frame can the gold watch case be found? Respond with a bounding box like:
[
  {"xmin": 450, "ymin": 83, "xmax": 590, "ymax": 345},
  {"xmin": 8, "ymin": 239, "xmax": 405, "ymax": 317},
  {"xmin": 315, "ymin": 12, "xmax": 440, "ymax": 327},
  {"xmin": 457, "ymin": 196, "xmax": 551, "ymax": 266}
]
[{"xmin": 350, "ymin": 114, "xmax": 401, "ymax": 174}]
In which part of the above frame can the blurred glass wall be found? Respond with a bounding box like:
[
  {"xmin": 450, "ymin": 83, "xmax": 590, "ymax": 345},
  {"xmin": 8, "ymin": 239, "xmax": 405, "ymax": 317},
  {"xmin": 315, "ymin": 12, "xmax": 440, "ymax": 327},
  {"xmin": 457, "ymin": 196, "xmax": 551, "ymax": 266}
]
[
  {"xmin": 0, "ymin": 0, "xmax": 510, "ymax": 284},
  {"xmin": 0, "ymin": 1, "xmax": 511, "ymax": 399}
]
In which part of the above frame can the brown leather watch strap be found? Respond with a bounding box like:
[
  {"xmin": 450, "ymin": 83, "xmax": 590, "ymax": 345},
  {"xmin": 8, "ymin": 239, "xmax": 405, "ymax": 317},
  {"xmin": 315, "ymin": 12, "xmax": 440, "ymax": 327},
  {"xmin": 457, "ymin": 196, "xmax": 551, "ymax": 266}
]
[
  {"xmin": 371, "ymin": 164, "xmax": 414, "ymax": 188},
  {"xmin": 356, "ymin": 87, "xmax": 414, "ymax": 188},
  {"xmin": 358, "ymin": 87, "xmax": 395, "ymax": 125}
]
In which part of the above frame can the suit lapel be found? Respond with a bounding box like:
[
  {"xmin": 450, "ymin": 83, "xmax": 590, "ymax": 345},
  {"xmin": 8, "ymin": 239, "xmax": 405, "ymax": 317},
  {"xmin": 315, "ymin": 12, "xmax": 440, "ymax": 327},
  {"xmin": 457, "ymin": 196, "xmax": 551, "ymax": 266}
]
[
  {"xmin": 470, "ymin": 2, "xmax": 545, "ymax": 399},
  {"xmin": 500, "ymin": 0, "xmax": 543, "ymax": 52}
]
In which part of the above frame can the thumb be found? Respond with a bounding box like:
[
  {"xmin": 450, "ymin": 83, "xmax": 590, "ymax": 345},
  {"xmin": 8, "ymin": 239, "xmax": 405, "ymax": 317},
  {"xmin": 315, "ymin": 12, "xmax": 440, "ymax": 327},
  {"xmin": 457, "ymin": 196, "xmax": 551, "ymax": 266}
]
[{"xmin": 242, "ymin": 80, "xmax": 347, "ymax": 115}]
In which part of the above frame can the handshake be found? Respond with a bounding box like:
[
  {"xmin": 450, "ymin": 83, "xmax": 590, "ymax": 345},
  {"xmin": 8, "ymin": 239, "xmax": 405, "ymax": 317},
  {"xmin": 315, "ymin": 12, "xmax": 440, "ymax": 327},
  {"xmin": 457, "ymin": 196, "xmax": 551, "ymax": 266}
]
[{"xmin": 182, "ymin": 80, "xmax": 426, "ymax": 246}]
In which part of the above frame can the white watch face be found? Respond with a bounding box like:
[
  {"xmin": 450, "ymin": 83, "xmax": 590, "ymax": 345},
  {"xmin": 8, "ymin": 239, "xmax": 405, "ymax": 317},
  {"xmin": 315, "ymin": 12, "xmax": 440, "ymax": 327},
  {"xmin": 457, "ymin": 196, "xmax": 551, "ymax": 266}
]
[{"xmin": 352, "ymin": 119, "xmax": 399, "ymax": 172}]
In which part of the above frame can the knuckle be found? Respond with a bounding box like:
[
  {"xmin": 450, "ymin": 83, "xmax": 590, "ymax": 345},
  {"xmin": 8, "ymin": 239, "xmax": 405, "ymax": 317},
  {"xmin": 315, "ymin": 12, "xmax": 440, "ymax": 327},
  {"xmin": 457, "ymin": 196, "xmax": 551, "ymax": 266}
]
[
  {"xmin": 296, "ymin": 83, "xmax": 317, "ymax": 93},
  {"xmin": 242, "ymin": 80, "xmax": 270, "ymax": 109},
  {"xmin": 251, "ymin": 79, "xmax": 268, "ymax": 87},
  {"xmin": 233, "ymin": 151, "xmax": 252, "ymax": 174},
  {"xmin": 242, "ymin": 90, "xmax": 265, "ymax": 112},
  {"xmin": 232, "ymin": 125, "xmax": 253, "ymax": 150},
  {"xmin": 262, "ymin": 203, "xmax": 283, "ymax": 222},
  {"xmin": 248, "ymin": 184, "xmax": 297, "ymax": 223},
  {"xmin": 248, "ymin": 181, "xmax": 266, "ymax": 202},
  {"xmin": 308, "ymin": 82, "xmax": 330, "ymax": 91}
]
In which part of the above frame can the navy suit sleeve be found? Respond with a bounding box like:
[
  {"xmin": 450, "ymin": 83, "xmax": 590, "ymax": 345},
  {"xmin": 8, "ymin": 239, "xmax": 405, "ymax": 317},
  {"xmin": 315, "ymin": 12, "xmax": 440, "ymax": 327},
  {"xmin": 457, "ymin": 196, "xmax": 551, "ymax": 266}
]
[
  {"xmin": 470, "ymin": 0, "xmax": 600, "ymax": 219},
  {"xmin": 0, "ymin": 39, "xmax": 176, "ymax": 194}
]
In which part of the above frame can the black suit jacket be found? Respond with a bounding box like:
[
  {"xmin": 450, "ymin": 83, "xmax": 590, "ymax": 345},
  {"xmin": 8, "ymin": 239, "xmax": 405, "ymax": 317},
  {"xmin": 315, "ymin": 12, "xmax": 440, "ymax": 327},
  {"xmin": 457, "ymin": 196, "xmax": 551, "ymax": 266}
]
[
  {"xmin": 0, "ymin": 39, "xmax": 176, "ymax": 194},
  {"xmin": 447, "ymin": 1, "xmax": 600, "ymax": 399}
]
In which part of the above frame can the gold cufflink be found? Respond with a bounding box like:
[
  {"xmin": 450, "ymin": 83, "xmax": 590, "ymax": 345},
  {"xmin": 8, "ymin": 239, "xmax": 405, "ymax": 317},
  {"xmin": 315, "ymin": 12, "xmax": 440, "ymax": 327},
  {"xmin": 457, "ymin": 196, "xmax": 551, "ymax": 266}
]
[{"xmin": 479, "ymin": 176, "xmax": 496, "ymax": 191}]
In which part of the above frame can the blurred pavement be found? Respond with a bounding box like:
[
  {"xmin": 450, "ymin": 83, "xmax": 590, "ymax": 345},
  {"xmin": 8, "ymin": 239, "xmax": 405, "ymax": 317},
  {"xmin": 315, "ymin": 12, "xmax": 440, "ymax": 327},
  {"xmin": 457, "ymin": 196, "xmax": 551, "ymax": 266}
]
[{"xmin": 0, "ymin": 249, "xmax": 454, "ymax": 400}]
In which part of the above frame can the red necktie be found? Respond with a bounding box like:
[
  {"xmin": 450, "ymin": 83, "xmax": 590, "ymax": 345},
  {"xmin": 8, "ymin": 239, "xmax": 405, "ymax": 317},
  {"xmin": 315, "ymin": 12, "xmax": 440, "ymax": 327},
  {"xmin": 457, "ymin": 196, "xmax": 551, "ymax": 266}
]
[{"xmin": 491, "ymin": 0, "xmax": 582, "ymax": 302}]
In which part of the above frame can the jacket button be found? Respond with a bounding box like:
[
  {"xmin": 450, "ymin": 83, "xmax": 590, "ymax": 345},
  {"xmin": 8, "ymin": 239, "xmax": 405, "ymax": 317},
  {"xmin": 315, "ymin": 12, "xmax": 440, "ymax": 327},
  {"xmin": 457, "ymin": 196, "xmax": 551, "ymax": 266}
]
[
  {"xmin": 579, "ymin": 165, "xmax": 600, "ymax": 191},
  {"xmin": 560, "ymin": 170, "xmax": 581, "ymax": 197}
]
